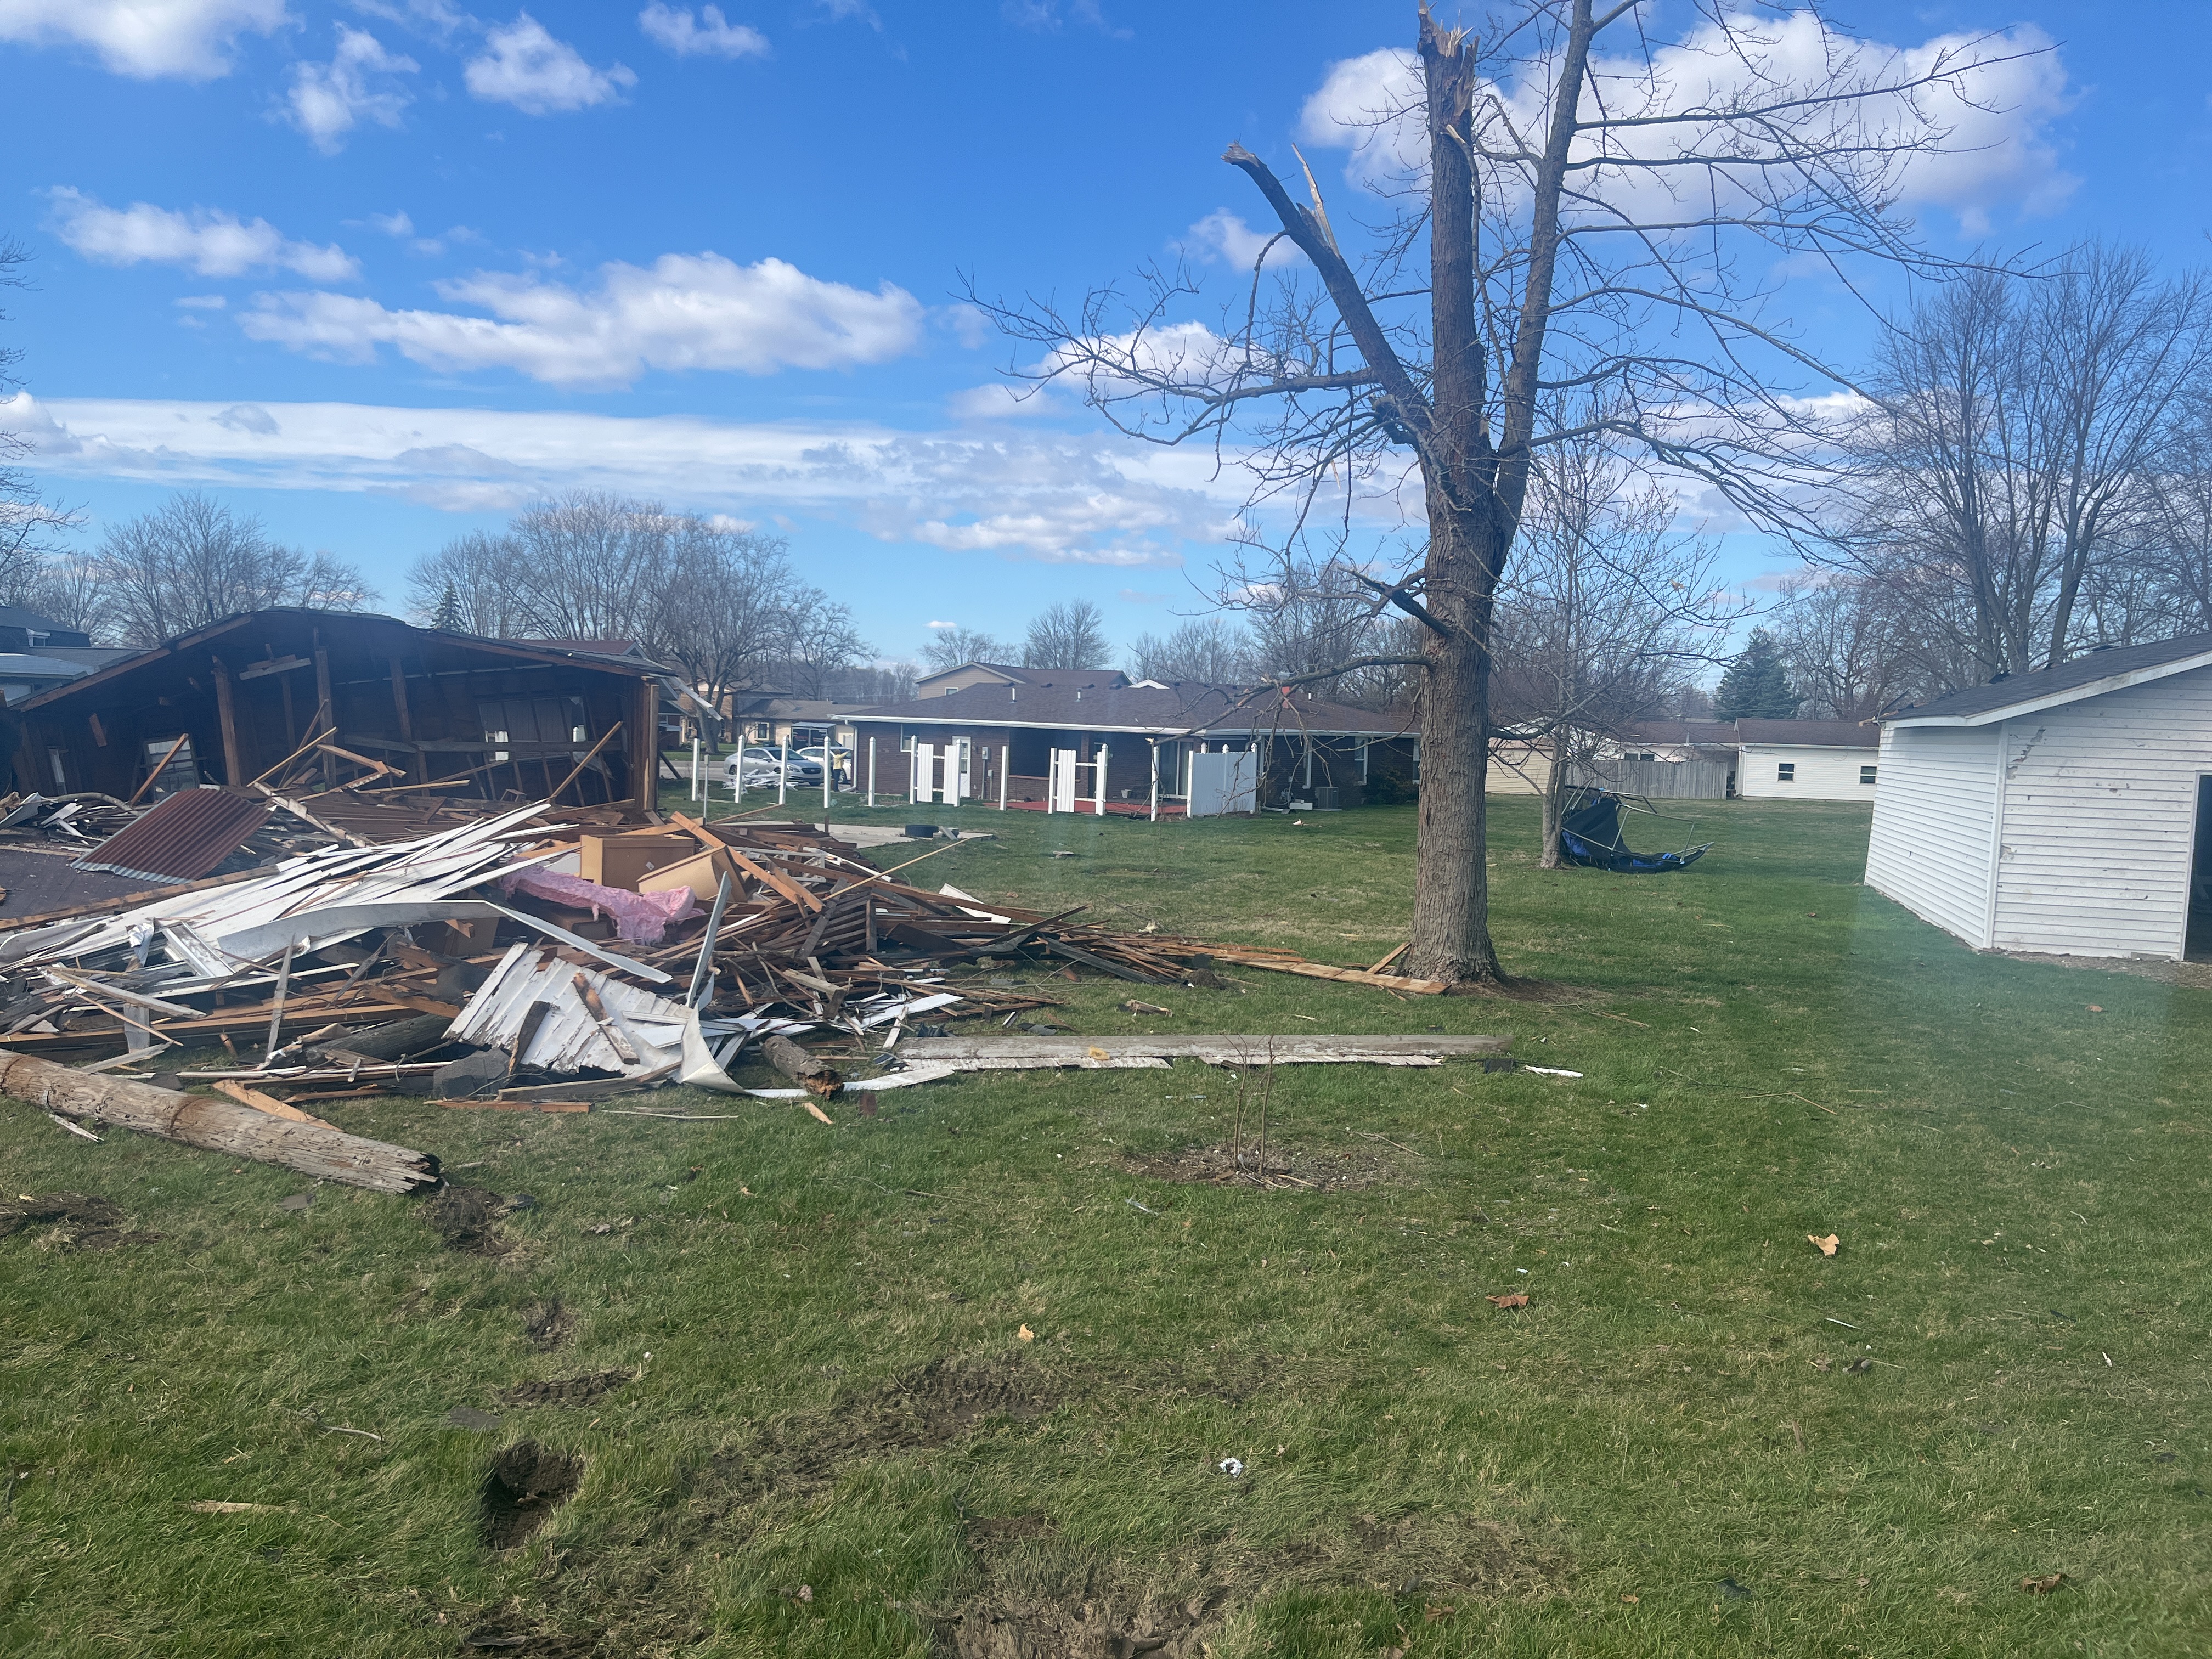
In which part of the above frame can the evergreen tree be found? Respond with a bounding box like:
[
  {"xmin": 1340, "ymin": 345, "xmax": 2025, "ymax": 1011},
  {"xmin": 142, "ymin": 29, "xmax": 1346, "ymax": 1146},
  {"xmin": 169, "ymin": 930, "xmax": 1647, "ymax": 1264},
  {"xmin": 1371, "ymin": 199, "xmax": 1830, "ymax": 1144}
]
[
  {"xmin": 1713, "ymin": 627, "xmax": 1798, "ymax": 719},
  {"xmin": 431, "ymin": 580, "xmax": 464, "ymax": 633}
]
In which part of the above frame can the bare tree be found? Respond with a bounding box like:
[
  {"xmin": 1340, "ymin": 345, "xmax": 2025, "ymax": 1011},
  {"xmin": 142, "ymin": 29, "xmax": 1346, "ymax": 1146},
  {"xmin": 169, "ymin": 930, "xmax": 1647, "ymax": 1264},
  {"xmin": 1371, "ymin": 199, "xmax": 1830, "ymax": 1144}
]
[
  {"xmin": 95, "ymin": 492, "xmax": 375, "ymax": 646},
  {"xmin": 649, "ymin": 522, "xmax": 817, "ymax": 715},
  {"xmin": 979, "ymin": 3, "xmax": 2007, "ymax": 983},
  {"xmin": 405, "ymin": 530, "xmax": 533, "ymax": 636},
  {"xmin": 1769, "ymin": 574, "xmax": 1925, "ymax": 720},
  {"xmin": 1832, "ymin": 245, "xmax": 2212, "ymax": 680},
  {"xmin": 1023, "ymin": 598, "xmax": 1110, "ymax": 668},
  {"xmin": 1243, "ymin": 565, "xmax": 1422, "ymax": 709},
  {"xmin": 1128, "ymin": 617, "xmax": 1253, "ymax": 684},
  {"xmin": 2112, "ymin": 397, "xmax": 2212, "ymax": 638},
  {"xmin": 7, "ymin": 555, "xmax": 112, "ymax": 641},
  {"xmin": 0, "ymin": 238, "xmax": 83, "ymax": 595},
  {"xmin": 921, "ymin": 625, "xmax": 1009, "ymax": 673},
  {"xmin": 505, "ymin": 489, "xmax": 669, "ymax": 642},
  {"xmin": 1492, "ymin": 430, "xmax": 1739, "ymax": 863},
  {"xmin": 775, "ymin": 597, "xmax": 873, "ymax": 700}
]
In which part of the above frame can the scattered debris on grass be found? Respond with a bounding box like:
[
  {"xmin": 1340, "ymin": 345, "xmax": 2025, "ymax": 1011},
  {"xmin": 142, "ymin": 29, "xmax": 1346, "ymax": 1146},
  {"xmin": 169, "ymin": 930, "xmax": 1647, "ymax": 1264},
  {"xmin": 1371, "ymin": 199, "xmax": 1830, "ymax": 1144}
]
[
  {"xmin": 1808, "ymin": 1232, "xmax": 1840, "ymax": 1256},
  {"xmin": 2020, "ymin": 1572, "xmax": 2067, "ymax": 1594},
  {"xmin": 1486, "ymin": 1293, "xmax": 1531, "ymax": 1310}
]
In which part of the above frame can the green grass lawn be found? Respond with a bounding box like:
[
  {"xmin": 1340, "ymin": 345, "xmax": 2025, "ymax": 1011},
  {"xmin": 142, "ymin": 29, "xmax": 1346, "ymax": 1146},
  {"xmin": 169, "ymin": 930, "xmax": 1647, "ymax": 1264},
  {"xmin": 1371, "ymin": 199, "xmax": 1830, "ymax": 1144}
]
[{"xmin": 4, "ymin": 795, "xmax": 2208, "ymax": 1657}]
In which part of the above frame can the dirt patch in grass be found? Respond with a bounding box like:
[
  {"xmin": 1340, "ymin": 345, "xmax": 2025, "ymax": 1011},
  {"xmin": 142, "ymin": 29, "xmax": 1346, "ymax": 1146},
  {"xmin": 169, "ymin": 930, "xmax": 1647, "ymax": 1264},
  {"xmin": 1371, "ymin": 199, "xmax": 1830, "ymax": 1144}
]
[
  {"xmin": 1989, "ymin": 948, "xmax": 2212, "ymax": 990},
  {"xmin": 522, "ymin": 1297, "xmax": 575, "ymax": 1348},
  {"xmin": 935, "ymin": 1506, "xmax": 1562, "ymax": 1657},
  {"xmin": 425, "ymin": 1186, "xmax": 512, "ymax": 1256},
  {"xmin": 479, "ymin": 1440, "xmax": 583, "ymax": 1549},
  {"xmin": 705, "ymin": 1352, "xmax": 1059, "ymax": 1506},
  {"xmin": 1120, "ymin": 1142, "xmax": 1401, "ymax": 1190},
  {"xmin": 0, "ymin": 1192, "xmax": 160, "ymax": 1252},
  {"xmin": 501, "ymin": 1369, "xmax": 633, "ymax": 1408}
]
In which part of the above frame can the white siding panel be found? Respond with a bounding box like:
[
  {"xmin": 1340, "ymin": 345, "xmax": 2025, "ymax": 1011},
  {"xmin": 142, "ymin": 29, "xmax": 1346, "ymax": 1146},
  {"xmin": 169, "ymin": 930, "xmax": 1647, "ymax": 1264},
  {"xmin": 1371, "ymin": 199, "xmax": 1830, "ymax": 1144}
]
[
  {"xmin": 1736, "ymin": 744, "xmax": 1880, "ymax": 801},
  {"xmin": 1864, "ymin": 725, "xmax": 2001, "ymax": 947},
  {"xmin": 1990, "ymin": 672, "xmax": 2212, "ymax": 959}
]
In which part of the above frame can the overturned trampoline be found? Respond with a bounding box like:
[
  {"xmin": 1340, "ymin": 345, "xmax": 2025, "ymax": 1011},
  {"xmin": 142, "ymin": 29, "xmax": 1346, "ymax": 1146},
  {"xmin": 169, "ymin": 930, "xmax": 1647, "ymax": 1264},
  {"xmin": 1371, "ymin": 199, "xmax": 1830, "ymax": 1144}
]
[{"xmin": 1558, "ymin": 786, "xmax": 1714, "ymax": 873}]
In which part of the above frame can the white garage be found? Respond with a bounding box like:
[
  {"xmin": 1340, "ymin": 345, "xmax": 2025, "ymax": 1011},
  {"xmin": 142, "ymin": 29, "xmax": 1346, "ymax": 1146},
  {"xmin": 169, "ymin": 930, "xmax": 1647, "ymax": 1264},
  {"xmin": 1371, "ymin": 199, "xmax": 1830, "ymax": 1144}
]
[
  {"xmin": 1733, "ymin": 720, "xmax": 1880, "ymax": 801},
  {"xmin": 1864, "ymin": 635, "xmax": 2212, "ymax": 960}
]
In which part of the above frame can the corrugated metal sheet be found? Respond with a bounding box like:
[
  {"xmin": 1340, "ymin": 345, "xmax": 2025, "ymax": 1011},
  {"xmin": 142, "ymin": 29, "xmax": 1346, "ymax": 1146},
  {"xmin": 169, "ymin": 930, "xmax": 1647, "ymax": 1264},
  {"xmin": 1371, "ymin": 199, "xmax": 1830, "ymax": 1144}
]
[{"xmin": 72, "ymin": 788, "xmax": 273, "ymax": 884}]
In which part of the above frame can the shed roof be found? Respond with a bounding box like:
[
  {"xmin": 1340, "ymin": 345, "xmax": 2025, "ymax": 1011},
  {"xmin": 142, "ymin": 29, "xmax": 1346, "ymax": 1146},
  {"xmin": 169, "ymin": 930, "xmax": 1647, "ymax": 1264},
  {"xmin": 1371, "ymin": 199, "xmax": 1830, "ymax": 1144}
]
[
  {"xmin": 851, "ymin": 681, "xmax": 1413, "ymax": 737},
  {"xmin": 1882, "ymin": 634, "xmax": 2212, "ymax": 727},
  {"xmin": 13, "ymin": 609, "xmax": 661, "ymax": 715},
  {"xmin": 913, "ymin": 660, "xmax": 1128, "ymax": 690}
]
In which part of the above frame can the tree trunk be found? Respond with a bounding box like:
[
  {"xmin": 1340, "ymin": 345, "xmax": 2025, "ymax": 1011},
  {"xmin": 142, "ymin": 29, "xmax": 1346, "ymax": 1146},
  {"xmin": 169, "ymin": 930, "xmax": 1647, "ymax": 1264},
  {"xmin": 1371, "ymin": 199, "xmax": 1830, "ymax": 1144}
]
[
  {"xmin": 0, "ymin": 1052, "xmax": 440, "ymax": 1193},
  {"xmin": 1539, "ymin": 728, "xmax": 1567, "ymax": 870}
]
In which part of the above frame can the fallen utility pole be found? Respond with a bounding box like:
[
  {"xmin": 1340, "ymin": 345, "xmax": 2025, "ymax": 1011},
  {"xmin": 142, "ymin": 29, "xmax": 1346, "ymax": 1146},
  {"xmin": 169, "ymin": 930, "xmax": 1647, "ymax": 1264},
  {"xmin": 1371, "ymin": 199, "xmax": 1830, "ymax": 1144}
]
[{"xmin": 0, "ymin": 1052, "xmax": 439, "ymax": 1194}]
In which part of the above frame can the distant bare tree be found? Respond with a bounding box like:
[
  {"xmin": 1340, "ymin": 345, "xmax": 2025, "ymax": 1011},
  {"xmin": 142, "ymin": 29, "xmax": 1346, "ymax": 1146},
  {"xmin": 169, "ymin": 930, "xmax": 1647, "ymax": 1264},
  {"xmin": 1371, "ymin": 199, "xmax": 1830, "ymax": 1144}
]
[
  {"xmin": 2113, "ymin": 398, "xmax": 2212, "ymax": 637},
  {"xmin": 1023, "ymin": 598, "xmax": 1110, "ymax": 668},
  {"xmin": 1770, "ymin": 575, "xmax": 1922, "ymax": 720},
  {"xmin": 0, "ymin": 238, "xmax": 84, "ymax": 594},
  {"xmin": 7, "ymin": 555, "xmax": 112, "ymax": 641},
  {"xmin": 980, "ymin": 3, "xmax": 2017, "ymax": 984},
  {"xmin": 1243, "ymin": 565, "xmax": 1421, "ymax": 710},
  {"xmin": 920, "ymin": 625, "xmax": 1008, "ymax": 673},
  {"xmin": 94, "ymin": 492, "xmax": 375, "ymax": 646},
  {"xmin": 1831, "ymin": 245, "xmax": 2212, "ymax": 680},
  {"xmin": 775, "ymin": 598, "xmax": 873, "ymax": 700},
  {"xmin": 405, "ymin": 530, "xmax": 533, "ymax": 637},
  {"xmin": 505, "ymin": 489, "xmax": 668, "ymax": 642},
  {"xmin": 1492, "ymin": 430, "xmax": 1739, "ymax": 864},
  {"xmin": 1127, "ymin": 617, "xmax": 1253, "ymax": 684}
]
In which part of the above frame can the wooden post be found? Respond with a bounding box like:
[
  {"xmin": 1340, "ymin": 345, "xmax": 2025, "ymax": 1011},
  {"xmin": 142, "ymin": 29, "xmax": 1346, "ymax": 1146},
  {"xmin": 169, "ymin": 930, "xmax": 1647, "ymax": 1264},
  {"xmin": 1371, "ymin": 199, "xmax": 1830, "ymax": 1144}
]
[
  {"xmin": 1096, "ymin": 743, "xmax": 1109, "ymax": 816},
  {"xmin": 1149, "ymin": 741, "xmax": 1159, "ymax": 822},
  {"xmin": 0, "ymin": 1051, "xmax": 438, "ymax": 1193},
  {"xmin": 212, "ymin": 656, "xmax": 245, "ymax": 786},
  {"xmin": 998, "ymin": 741, "xmax": 1009, "ymax": 811},
  {"xmin": 388, "ymin": 656, "xmax": 424, "ymax": 783},
  {"xmin": 631, "ymin": 675, "xmax": 659, "ymax": 815},
  {"xmin": 313, "ymin": 645, "xmax": 336, "ymax": 789}
]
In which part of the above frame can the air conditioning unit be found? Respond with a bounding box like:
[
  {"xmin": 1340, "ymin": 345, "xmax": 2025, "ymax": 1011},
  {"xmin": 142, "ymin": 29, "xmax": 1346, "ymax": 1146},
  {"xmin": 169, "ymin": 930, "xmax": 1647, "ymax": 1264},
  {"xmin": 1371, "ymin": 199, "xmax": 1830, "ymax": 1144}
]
[{"xmin": 1312, "ymin": 787, "xmax": 1341, "ymax": 811}]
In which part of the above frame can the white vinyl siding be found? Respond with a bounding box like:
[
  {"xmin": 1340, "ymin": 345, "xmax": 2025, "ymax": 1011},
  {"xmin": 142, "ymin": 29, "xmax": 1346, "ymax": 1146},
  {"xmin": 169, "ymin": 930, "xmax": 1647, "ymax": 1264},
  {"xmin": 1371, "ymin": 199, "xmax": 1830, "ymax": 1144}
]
[
  {"xmin": 1736, "ymin": 744, "xmax": 1879, "ymax": 800},
  {"xmin": 1987, "ymin": 673, "xmax": 2212, "ymax": 958},
  {"xmin": 1864, "ymin": 724, "xmax": 2003, "ymax": 948}
]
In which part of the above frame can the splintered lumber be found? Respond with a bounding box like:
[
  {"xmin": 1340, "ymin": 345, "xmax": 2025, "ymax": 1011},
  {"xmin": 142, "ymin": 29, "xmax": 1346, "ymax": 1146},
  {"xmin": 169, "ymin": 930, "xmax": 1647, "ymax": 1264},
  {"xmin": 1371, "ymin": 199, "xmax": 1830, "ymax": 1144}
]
[
  {"xmin": 0, "ymin": 1052, "xmax": 439, "ymax": 1193},
  {"xmin": 900, "ymin": 1034, "xmax": 1506, "ymax": 1070},
  {"xmin": 211, "ymin": 1079, "xmax": 338, "ymax": 1131},
  {"xmin": 1197, "ymin": 951, "xmax": 1450, "ymax": 995},
  {"xmin": 762, "ymin": 1032, "xmax": 841, "ymax": 1097}
]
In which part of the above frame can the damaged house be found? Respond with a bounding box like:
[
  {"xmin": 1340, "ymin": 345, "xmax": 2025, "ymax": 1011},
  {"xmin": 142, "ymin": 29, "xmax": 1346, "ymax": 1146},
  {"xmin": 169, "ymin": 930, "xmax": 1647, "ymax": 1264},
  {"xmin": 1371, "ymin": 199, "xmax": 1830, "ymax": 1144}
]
[{"xmin": 3, "ymin": 610, "xmax": 675, "ymax": 812}]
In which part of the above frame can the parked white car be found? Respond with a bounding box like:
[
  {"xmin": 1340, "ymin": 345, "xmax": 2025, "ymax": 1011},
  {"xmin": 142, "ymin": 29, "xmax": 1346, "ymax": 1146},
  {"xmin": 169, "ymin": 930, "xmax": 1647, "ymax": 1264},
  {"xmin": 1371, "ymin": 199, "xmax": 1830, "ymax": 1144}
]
[{"xmin": 724, "ymin": 746, "xmax": 823, "ymax": 789}]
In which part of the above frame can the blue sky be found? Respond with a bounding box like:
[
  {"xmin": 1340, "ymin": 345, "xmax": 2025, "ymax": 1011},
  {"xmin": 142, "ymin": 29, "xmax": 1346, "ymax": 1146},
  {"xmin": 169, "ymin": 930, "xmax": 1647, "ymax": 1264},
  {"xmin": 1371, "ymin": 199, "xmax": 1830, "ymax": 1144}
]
[{"xmin": 4, "ymin": 0, "xmax": 2210, "ymax": 665}]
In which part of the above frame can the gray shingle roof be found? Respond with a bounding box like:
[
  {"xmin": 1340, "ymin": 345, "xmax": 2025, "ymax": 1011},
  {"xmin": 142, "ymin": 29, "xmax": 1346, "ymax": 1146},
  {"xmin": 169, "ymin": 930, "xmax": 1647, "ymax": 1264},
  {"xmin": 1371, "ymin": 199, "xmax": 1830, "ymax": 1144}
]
[
  {"xmin": 851, "ymin": 680, "xmax": 1414, "ymax": 737},
  {"xmin": 1732, "ymin": 719, "xmax": 1877, "ymax": 748},
  {"xmin": 1883, "ymin": 633, "xmax": 2212, "ymax": 724}
]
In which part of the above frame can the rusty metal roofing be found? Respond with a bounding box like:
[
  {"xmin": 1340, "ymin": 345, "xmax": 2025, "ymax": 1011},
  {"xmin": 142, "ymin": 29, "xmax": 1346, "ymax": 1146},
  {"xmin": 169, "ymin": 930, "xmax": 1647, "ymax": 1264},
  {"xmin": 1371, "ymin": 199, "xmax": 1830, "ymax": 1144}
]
[{"xmin": 72, "ymin": 787, "xmax": 273, "ymax": 885}]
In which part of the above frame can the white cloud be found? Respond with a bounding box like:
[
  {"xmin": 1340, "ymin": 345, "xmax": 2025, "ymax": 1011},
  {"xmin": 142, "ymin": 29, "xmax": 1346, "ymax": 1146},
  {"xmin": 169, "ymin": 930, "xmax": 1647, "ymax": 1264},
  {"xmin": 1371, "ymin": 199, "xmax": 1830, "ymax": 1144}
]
[
  {"xmin": 48, "ymin": 188, "xmax": 360, "ymax": 281},
  {"xmin": 639, "ymin": 3, "xmax": 766, "ymax": 59},
  {"xmin": 174, "ymin": 294, "xmax": 228, "ymax": 309},
  {"xmin": 368, "ymin": 210, "xmax": 415, "ymax": 237},
  {"xmin": 240, "ymin": 252, "xmax": 925, "ymax": 386},
  {"xmin": 1183, "ymin": 209, "xmax": 1301, "ymax": 272},
  {"xmin": 925, "ymin": 619, "xmax": 956, "ymax": 628},
  {"xmin": 0, "ymin": 0, "xmax": 289, "ymax": 80},
  {"xmin": 7, "ymin": 393, "xmax": 1246, "ymax": 565},
  {"xmin": 283, "ymin": 25, "xmax": 419, "ymax": 153},
  {"xmin": 1297, "ymin": 16, "xmax": 2075, "ymax": 232},
  {"xmin": 946, "ymin": 382, "xmax": 1060, "ymax": 420},
  {"xmin": 465, "ymin": 13, "xmax": 636, "ymax": 114}
]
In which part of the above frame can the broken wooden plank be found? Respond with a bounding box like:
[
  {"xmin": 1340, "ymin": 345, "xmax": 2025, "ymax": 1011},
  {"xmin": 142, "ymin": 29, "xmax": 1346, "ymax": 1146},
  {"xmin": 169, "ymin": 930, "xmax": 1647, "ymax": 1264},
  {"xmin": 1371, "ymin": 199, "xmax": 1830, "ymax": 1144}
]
[
  {"xmin": 212, "ymin": 1078, "xmax": 338, "ymax": 1131},
  {"xmin": 901, "ymin": 1033, "xmax": 1506, "ymax": 1069},
  {"xmin": 1201, "ymin": 953, "xmax": 1450, "ymax": 995}
]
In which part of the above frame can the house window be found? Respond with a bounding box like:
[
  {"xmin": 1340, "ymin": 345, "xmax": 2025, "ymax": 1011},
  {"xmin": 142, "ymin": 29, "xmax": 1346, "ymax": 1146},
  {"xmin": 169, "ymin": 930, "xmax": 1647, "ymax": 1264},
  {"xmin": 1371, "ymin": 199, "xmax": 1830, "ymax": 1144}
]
[
  {"xmin": 1776, "ymin": 762, "xmax": 1796, "ymax": 782},
  {"xmin": 1357, "ymin": 741, "xmax": 1370, "ymax": 781},
  {"xmin": 1627, "ymin": 751, "xmax": 1657, "ymax": 763},
  {"xmin": 1860, "ymin": 765, "xmax": 1877, "ymax": 785},
  {"xmin": 47, "ymin": 747, "xmax": 66, "ymax": 789}
]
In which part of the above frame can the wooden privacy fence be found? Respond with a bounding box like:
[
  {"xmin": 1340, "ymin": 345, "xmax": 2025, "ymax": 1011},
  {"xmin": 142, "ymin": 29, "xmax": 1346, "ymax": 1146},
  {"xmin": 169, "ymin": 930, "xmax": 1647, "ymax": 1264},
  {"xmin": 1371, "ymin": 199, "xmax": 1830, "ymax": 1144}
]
[{"xmin": 1568, "ymin": 757, "xmax": 1733, "ymax": 799}]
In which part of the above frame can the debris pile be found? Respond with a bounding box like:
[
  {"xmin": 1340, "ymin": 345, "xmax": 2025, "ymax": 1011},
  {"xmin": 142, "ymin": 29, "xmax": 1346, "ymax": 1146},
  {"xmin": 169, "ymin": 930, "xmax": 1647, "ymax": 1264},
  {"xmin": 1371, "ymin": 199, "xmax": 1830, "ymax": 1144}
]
[{"xmin": 0, "ymin": 790, "xmax": 1484, "ymax": 1179}]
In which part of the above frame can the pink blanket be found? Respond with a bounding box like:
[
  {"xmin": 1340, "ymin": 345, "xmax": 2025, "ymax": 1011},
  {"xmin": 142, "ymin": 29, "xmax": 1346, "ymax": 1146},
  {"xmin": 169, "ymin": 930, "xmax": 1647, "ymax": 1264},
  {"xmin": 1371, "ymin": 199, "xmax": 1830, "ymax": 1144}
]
[{"xmin": 499, "ymin": 867, "xmax": 697, "ymax": 944}]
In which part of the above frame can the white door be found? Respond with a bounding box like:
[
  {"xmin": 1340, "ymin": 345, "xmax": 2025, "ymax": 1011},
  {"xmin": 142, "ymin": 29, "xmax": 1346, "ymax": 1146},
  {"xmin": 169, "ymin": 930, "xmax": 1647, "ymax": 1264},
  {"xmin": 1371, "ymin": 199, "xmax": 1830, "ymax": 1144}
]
[
  {"xmin": 1048, "ymin": 748, "xmax": 1079, "ymax": 813},
  {"xmin": 953, "ymin": 738, "xmax": 972, "ymax": 802},
  {"xmin": 910, "ymin": 742, "xmax": 935, "ymax": 804}
]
